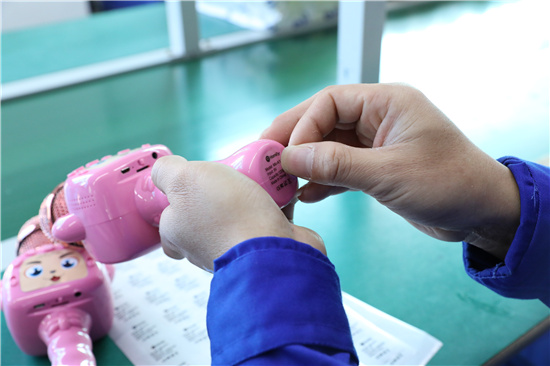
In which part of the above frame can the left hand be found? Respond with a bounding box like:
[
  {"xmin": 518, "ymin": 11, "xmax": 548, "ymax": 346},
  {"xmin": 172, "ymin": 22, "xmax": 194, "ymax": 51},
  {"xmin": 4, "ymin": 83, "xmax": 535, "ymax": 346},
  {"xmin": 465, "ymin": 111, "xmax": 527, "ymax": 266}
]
[{"xmin": 151, "ymin": 155, "xmax": 325, "ymax": 271}]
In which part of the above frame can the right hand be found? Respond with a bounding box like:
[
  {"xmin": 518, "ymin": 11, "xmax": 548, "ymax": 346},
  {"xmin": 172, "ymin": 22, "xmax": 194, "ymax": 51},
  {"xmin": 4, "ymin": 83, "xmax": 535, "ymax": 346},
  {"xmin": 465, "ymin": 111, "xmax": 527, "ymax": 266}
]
[{"xmin": 261, "ymin": 84, "xmax": 520, "ymax": 260}]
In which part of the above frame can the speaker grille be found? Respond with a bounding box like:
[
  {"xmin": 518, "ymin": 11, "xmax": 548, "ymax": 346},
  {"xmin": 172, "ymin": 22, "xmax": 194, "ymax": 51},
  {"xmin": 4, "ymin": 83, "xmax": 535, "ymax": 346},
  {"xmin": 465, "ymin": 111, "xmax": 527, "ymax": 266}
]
[
  {"xmin": 67, "ymin": 194, "xmax": 96, "ymax": 211},
  {"xmin": 17, "ymin": 216, "xmax": 52, "ymax": 255}
]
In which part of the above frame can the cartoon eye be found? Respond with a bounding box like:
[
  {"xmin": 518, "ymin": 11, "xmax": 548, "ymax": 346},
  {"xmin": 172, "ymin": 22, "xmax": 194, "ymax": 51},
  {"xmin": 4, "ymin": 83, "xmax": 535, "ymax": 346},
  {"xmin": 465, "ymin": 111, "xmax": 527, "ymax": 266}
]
[
  {"xmin": 25, "ymin": 265, "xmax": 43, "ymax": 278},
  {"xmin": 60, "ymin": 257, "xmax": 78, "ymax": 269}
]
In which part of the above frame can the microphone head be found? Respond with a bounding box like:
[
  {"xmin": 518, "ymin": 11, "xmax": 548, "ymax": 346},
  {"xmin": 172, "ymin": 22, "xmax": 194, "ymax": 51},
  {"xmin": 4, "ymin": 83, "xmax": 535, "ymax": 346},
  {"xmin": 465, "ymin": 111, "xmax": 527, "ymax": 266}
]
[{"xmin": 16, "ymin": 216, "xmax": 53, "ymax": 255}]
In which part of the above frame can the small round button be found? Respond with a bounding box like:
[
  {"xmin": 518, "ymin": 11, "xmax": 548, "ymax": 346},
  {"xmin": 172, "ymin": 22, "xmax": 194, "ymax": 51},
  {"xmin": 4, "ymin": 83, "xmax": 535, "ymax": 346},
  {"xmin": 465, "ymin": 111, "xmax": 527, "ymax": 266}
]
[{"xmin": 68, "ymin": 166, "xmax": 85, "ymax": 177}]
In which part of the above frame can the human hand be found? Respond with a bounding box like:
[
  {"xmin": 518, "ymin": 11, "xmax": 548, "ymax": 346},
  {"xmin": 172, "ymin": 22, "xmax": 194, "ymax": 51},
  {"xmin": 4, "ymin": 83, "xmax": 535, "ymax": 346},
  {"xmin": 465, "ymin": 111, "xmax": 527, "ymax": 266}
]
[
  {"xmin": 261, "ymin": 84, "xmax": 520, "ymax": 260},
  {"xmin": 151, "ymin": 156, "xmax": 325, "ymax": 271}
]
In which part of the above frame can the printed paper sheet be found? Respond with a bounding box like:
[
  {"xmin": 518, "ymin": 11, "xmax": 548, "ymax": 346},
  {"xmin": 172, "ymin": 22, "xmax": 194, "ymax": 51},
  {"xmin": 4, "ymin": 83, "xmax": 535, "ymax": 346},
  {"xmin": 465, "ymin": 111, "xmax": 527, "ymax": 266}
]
[{"xmin": 109, "ymin": 249, "xmax": 442, "ymax": 365}]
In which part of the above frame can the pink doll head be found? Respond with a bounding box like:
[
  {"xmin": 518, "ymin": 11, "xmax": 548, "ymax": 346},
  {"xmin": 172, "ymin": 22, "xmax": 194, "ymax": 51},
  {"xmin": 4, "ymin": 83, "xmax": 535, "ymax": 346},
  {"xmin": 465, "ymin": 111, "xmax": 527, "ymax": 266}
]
[
  {"xmin": 18, "ymin": 246, "xmax": 88, "ymax": 292},
  {"xmin": 1, "ymin": 240, "xmax": 114, "ymax": 356}
]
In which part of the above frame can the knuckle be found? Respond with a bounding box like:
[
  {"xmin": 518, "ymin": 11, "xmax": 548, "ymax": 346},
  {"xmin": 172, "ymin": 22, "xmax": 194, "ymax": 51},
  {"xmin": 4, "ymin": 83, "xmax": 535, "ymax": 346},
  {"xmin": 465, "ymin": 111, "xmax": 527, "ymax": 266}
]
[
  {"xmin": 312, "ymin": 144, "xmax": 353, "ymax": 185},
  {"xmin": 322, "ymin": 85, "xmax": 339, "ymax": 94},
  {"xmin": 399, "ymin": 84, "xmax": 425, "ymax": 102}
]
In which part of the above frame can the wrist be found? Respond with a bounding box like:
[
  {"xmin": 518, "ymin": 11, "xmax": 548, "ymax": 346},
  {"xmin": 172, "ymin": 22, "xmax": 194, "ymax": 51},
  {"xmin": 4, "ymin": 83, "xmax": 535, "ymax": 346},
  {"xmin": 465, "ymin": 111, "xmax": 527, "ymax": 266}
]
[{"xmin": 465, "ymin": 162, "xmax": 520, "ymax": 260}]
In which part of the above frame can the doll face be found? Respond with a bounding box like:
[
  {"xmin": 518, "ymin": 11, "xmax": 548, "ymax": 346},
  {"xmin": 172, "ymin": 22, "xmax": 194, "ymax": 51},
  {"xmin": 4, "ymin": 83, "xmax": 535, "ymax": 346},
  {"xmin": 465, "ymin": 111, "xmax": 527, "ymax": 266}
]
[{"xmin": 19, "ymin": 249, "xmax": 88, "ymax": 292}]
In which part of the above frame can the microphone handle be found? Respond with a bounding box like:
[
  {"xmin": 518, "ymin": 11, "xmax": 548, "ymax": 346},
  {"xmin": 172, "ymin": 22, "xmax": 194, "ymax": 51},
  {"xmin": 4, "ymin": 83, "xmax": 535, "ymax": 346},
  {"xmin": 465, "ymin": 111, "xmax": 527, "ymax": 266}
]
[{"xmin": 39, "ymin": 308, "xmax": 96, "ymax": 366}]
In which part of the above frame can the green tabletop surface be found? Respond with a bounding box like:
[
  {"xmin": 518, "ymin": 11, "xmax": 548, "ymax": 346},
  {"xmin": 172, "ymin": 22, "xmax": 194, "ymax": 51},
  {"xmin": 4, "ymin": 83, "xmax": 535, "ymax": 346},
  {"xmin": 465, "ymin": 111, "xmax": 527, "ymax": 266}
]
[{"xmin": 2, "ymin": 2, "xmax": 549, "ymax": 365}]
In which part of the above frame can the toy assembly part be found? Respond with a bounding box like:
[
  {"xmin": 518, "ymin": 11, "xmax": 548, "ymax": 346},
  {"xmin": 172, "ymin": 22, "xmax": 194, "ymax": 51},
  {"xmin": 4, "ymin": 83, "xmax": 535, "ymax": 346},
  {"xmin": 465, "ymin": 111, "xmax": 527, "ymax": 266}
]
[
  {"xmin": 39, "ymin": 308, "xmax": 95, "ymax": 366},
  {"xmin": 52, "ymin": 144, "xmax": 172, "ymax": 263}
]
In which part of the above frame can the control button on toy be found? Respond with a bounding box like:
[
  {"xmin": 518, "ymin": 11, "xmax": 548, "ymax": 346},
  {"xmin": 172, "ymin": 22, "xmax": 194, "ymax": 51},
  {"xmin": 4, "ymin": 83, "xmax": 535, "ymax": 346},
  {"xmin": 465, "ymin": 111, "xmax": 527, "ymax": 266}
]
[
  {"xmin": 85, "ymin": 160, "xmax": 99, "ymax": 168},
  {"xmin": 68, "ymin": 166, "xmax": 85, "ymax": 177}
]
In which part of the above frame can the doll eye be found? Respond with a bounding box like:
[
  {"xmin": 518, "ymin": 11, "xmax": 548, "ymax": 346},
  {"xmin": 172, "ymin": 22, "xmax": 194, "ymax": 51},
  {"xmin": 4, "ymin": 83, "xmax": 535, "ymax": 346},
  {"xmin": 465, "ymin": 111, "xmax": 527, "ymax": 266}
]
[
  {"xmin": 25, "ymin": 265, "xmax": 43, "ymax": 278},
  {"xmin": 60, "ymin": 257, "xmax": 78, "ymax": 269}
]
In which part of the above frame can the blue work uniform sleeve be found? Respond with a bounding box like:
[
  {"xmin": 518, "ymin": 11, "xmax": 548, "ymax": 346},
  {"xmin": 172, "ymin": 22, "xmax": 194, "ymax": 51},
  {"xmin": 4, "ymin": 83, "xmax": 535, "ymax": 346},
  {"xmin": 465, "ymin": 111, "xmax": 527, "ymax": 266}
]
[
  {"xmin": 463, "ymin": 157, "xmax": 550, "ymax": 306},
  {"xmin": 207, "ymin": 237, "xmax": 358, "ymax": 365}
]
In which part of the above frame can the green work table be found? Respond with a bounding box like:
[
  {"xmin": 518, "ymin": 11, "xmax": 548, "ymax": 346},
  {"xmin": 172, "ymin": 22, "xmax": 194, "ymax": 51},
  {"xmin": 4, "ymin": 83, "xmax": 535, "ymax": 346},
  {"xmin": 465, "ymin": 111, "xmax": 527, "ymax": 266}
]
[{"xmin": 2, "ymin": 2, "xmax": 549, "ymax": 365}]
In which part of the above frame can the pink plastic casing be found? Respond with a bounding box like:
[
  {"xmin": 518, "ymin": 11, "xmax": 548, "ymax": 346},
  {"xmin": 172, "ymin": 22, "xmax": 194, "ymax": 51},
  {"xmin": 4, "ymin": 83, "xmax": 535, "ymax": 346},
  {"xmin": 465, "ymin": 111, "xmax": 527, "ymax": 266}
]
[
  {"xmin": 52, "ymin": 144, "xmax": 172, "ymax": 263},
  {"xmin": 39, "ymin": 307, "xmax": 95, "ymax": 365},
  {"xmin": 217, "ymin": 140, "xmax": 298, "ymax": 208},
  {"xmin": 1, "ymin": 244, "xmax": 114, "ymax": 357}
]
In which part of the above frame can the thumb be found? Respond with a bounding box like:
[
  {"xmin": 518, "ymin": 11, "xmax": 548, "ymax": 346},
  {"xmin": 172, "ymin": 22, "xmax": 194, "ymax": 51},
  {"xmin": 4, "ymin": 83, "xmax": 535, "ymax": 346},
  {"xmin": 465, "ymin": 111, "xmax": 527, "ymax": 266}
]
[
  {"xmin": 151, "ymin": 155, "xmax": 189, "ymax": 196},
  {"xmin": 282, "ymin": 142, "xmax": 386, "ymax": 192}
]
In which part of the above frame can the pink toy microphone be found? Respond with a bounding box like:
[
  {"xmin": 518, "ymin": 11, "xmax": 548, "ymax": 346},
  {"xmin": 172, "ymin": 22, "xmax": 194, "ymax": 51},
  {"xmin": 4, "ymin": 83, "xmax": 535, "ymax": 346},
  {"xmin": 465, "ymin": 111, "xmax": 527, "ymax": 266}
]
[
  {"xmin": 50, "ymin": 140, "xmax": 297, "ymax": 264},
  {"xmin": 1, "ymin": 218, "xmax": 114, "ymax": 366}
]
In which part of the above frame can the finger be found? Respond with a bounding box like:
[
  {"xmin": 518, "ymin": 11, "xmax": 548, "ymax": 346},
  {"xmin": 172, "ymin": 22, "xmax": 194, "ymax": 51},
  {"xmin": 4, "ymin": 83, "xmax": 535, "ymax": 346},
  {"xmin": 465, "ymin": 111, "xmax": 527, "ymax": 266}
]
[
  {"xmin": 260, "ymin": 94, "xmax": 317, "ymax": 145},
  {"xmin": 288, "ymin": 84, "xmax": 392, "ymax": 146},
  {"xmin": 291, "ymin": 225, "xmax": 326, "ymax": 255},
  {"xmin": 282, "ymin": 141, "xmax": 389, "ymax": 193},
  {"xmin": 281, "ymin": 197, "xmax": 297, "ymax": 222},
  {"xmin": 298, "ymin": 183, "xmax": 349, "ymax": 203},
  {"xmin": 288, "ymin": 85, "xmax": 367, "ymax": 146},
  {"xmin": 288, "ymin": 89, "xmax": 341, "ymax": 146},
  {"xmin": 324, "ymin": 127, "xmax": 366, "ymax": 148},
  {"xmin": 158, "ymin": 206, "xmax": 187, "ymax": 260},
  {"xmin": 151, "ymin": 155, "xmax": 189, "ymax": 195},
  {"xmin": 161, "ymin": 243, "xmax": 185, "ymax": 260}
]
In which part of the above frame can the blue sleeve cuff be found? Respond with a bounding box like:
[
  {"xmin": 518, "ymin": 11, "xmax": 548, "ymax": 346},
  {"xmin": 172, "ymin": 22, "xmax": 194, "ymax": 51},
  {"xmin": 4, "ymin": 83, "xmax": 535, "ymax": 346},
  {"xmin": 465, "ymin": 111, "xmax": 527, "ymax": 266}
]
[
  {"xmin": 207, "ymin": 237, "xmax": 358, "ymax": 365},
  {"xmin": 463, "ymin": 157, "xmax": 550, "ymax": 306}
]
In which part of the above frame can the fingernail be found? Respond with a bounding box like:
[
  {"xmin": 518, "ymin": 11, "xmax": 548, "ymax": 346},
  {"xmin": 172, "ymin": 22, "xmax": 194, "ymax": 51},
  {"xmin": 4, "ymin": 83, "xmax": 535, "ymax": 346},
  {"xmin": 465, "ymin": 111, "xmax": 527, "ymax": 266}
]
[{"xmin": 283, "ymin": 145, "xmax": 313, "ymax": 179}]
